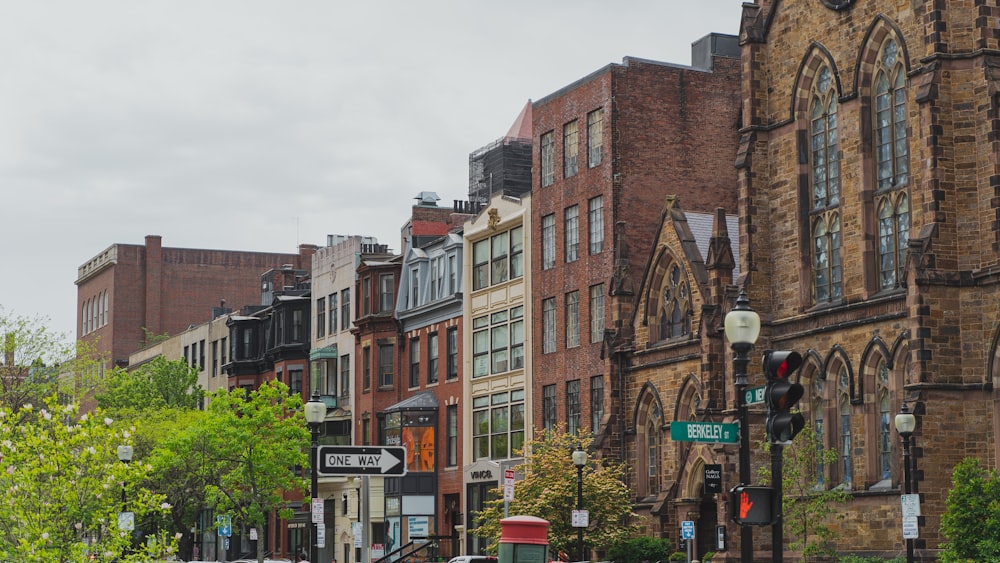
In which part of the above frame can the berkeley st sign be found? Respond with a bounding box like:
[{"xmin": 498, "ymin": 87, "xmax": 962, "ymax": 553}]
[{"xmin": 317, "ymin": 446, "xmax": 407, "ymax": 476}]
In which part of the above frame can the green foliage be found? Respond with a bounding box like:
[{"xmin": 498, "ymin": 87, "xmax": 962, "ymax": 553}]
[
  {"xmin": 837, "ymin": 557, "xmax": 905, "ymax": 563},
  {"xmin": 939, "ymin": 457, "xmax": 1000, "ymax": 562},
  {"xmin": 606, "ymin": 535, "xmax": 673, "ymax": 563},
  {"xmin": 758, "ymin": 423, "xmax": 851, "ymax": 562},
  {"xmin": 0, "ymin": 397, "xmax": 174, "ymax": 561},
  {"xmin": 141, "ymin": 327, "xmax": 171, "ymax": 347},
  {"xmin": 193, "ymin": 380, "xmax": 310, "ymax": 561},
  {"xmin": 667, "ymin": 552, "xmax": 686, "ymax": 562},
  {"xmin": 0, "ymin": 307, "xmax": 103, "ymax": 410},
  {"xmin": 473, "ymin": 426, "xmax": 638, "ymax": 556},
  {"xmin": 97, "ymin": 356, "xmax": 204, "ymax": 411}
]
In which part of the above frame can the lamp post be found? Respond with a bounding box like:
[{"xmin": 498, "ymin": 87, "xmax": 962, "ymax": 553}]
[
  {"xmin": 117, "ymin": 445, "xmax": 133, "ymax": 556},
  {"xmin": 305, "ymin": 392, "xmax": 327, "ymax": 563},
  {"xmin": 571, "ymin": 445, "xmax": 588, "ymax": 562},
  {"xmin": 723, "ymin": 287, "xmax": 761, "ymax": 563},
  {"xmin": 895, "ymin": 404, "xmax": 917, "ymax": 563}
]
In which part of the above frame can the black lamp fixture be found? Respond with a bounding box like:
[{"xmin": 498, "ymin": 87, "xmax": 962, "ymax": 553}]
[
  {"xmin": 894, "ymin": 404, "xmax": 917, "ymax": 563},
  {"xmin": 723, "ymin": 287, "xmax": 761, "ymax": 563},
  {"xmin": 304, "ymin": 392, "xmax": 327, "ymax": 563},
  {"xmin": 571, "ymin": 445, "xmax": 589, "ymax": 562}
]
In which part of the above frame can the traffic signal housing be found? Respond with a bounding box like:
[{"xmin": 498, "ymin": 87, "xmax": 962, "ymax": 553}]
[
  {"xmin": 729, "ymin": 485, "xmax": 773, "ymax": 525},
  {"xmin": 763, "ymin": 350, "xmax": 805, "ymax": 445}
]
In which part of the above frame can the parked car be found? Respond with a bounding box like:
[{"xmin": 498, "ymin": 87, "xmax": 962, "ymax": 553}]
[{"xmin": 448, "ymin": 556, "xmax": 498, "ymax": 563}]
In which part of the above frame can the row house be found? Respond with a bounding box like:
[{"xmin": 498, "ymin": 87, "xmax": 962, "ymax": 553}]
[{"xmin": 311, "ymin": 235, "xmax": 394, "ymax": 563}]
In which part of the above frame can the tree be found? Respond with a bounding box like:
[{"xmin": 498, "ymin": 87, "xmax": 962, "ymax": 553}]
[
  {"xmin": 0, "ymin": 397, "xmax": 174, "ymax": 562},
  {"xmin": 939, "ymin": 457, "xmax": 1000, "ymax": 562},
  {"xmin": 192, "ymin": 380, "xmax": 310, "ymax": 563},
  {"xmin": 96, "ymin": 356, "xmax": 204, "ymax": 411},
  {"xmin": 0, "ymin": 307, "xmax": 104, "ymax": 411},
  {"xmin": 474, "ymin": 427, "xmax": 638, "ymax": 556},
  {"xmin": 758, "ymin": 424, "xmax": 851, "ymax": 562}
]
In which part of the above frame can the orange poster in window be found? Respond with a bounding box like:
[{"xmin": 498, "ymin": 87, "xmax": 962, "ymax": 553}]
[
  {"xmin": 402, "ymin": 428, "xmax": 417, "ymax": 470},
  {"xmin": 419, "ymin": 427, "xmax": 435, "ymax": 471}
]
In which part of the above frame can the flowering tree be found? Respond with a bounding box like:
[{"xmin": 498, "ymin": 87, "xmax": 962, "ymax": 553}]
[
  {"xmin": 474, "ymin": 427, "xmax": 638, "ymax": 556},
  {"xmin": 0, "ymin": 398, "xmax": 174, "ymax": 562}
]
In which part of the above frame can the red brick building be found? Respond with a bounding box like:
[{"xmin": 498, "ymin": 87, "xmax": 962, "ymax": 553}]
[
  {"xmin": 76, "ymin": 234, "xmax": 315, "ymax": 368},
  {"xmin": 529, "ymin": 34, "xmax": 741, "ymax": 464}
]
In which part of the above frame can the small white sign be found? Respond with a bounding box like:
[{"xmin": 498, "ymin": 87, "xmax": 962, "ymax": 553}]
[
  {"xmin": 312, "ymin": 498, "xmax": 325, "ymax": 524},
  {"xmin": 902, "ymin": 516, "xmax": 919, "ymax": 539},
  {"xmin": 571, "ymin": 509, "xmax": 589, "ymax": 528},
  {"xmin": 317, "ymin": 527, "xmax": 326, "ymax": 548},
  {"xmin": 250, "ymin": 528, "xmax": 258, "ymax": 541},
  {"xmin": 900, "ymin": 494, "xmax": 920, "ymax": 518},
  {"xmin": 504, "ymin": 469, "xmax": 516, "ymax": 501},
  {"xmin": 118, "ymin": 511, "xmax": 135, "ymax": 532},
  {"xmin": 353, "ymin": 522, "xmax": 363, "ymax": 547}
]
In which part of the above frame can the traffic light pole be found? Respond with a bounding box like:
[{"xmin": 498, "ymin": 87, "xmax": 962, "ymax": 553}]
[
  {"xmin": 733, "ymin": 343, "xmax": 754, "ymax": 563},
  {"xmin": 771, "ymin": 443, "xmax": 784, "ymax": 563}
]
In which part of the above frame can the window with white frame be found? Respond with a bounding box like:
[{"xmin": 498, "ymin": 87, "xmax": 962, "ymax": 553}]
[
  {"xmin": 473, "ymin": 306, "xmax": 524, "ymax": 377},
  {"xmin": 380, "ymin": 273, "xmax": 394, "ymax": 313},
  {"xmin": 472, "ymin": 389, "xmax": 525, "ymax": 460},
  {"xmin": 446, "ymin": 327, "xmax": 458, "ymax": 380},
  {"xmin": 328, "ymin": 293, "xmax": 337, "ymax": 335},
  {"xmin": 473, "ymin": 239, "xmax": 489, "ymax": 291},
  {"xmin": 340, "ymin": 289, "xmax": 350, "ymax": 330},
  {"xmin": 428, "ymin": 332, "xmax": 439, "ymax": 384},
  {"xmin": 409, "ymin": 337, "xmax": 420, "ymax": 388},
  {"xmin": 316, "ymin": 297, "xmax": 326, "ymax": 338},
  {"xmin": 378, "ymin": 343, "xmax": 393, "ymax": 388}
]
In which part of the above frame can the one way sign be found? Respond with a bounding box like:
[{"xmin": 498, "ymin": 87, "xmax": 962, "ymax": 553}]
[{"xmin": 317, "ymin": 446, "xmax": 407, "ymax": 476}]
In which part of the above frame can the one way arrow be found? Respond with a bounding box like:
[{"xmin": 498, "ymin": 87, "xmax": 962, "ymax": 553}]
[{"xmin": 317, "ymin": 445, "xmax": 408, "ymax": 476}]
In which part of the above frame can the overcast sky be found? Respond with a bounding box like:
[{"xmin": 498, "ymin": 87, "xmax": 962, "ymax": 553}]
[{"xmin": 0, "ymin": 0, "xmax": 745, "ymax": 342}]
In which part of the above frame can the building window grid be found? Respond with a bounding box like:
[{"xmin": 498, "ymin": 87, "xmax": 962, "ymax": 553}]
[
  {"xmin": 542, "ymin": 298, "xmax": 556, "ymax": 354},
  {"xmin": 340, "ymin": 354, "xmax": 350, "ymax": 398},
  {"xmin": 316, "ymin": 297, "xmax": 326, "ymax": 338},
  {"xmin": 565, "ymin": 291, "xmax": 580, "ymax": 349},
  {"xmin": 362, "ymin": 278, "xmax": 371, "ymax": 316},
  {"xmin": 446, "ymin": 405, "xmax": 458, "ymax": 467},
  {"xmin": 878, "ymin": 192, "xmax": 910, "ymax": 290},
  {"xmin": 567, "ymin": 380, "xmax": 581, "ymax": 435},
  {"xmin": 329, "ymin": 293, "xmax": 337, "ymax": 335},
  {"xmin": 875, "ymin": 39, "xmax": 908, "ymax": 190},
  {"xmin": 839, "ymin": 368, "xmax": 852, "ymax": 486},
  {"xmin": 587, "ymin": 109, "xmax": 603, "ymax": 167},
  {"xmin": 564, "ymin": 205, "xmax": 579, "ymax": 263},
  {"xmin": 473, "ymin": 306, "xmax": 524, "ymax": 377},
  {"xmin": 541, "ymin": 131, "xmax": 555, "ymax": 187},
  {"xmin": 380, "ymin": 273, "xmax": 395, "ymax": 313},
  {"xmin": 590, "ymin": 284, "xmax": 605, "ymax": 344},
  {"xmin": 378, "ymin": 344, "xmax": 394, "ymax": 388},
  {"xmin": 659, "ymin": 265, "xmax": 691, "ymax": 340},
  {"xmin": 428, "ymin": 332, "xmax": 439, "ymax": 384},
  {"xmin": 809, "ymin": 65, "xmax": 843, "ymax": 305},
  {"xmin": 341, "ymin": 289, "xmax": 351, "ymax": 331},
  {"xmin": 446, "ymin": 327, "xmax": 458, "ymax": 380},
  {"xmin": 543, "ymin": 384, "xmax": 557, "ymax": 430},
  {"xmin": 472, "ymin": 390, "xmax": 525, "ymax": 461},
  {"xmin": 541, "ymin": 214, "xmax": 556, "ymax": 270},
  {"xmin": 362, "ymin": 346, "xmax": 371, "ymax": 392},
  {"xmin": 588, "ymin": 196, "xmax": 604, "ymax": 254},
  {"xmin": 813, "ymin": 213, "xmax": 843, "ymax": 303},
  {"xmin": 563, "ymin": 120, "xmax": 579, "ymax": 178},
  {"xmin": 591, "ymin": 375, "xmax": 604, "ymax": 432},
  {"xmin": 877, "ymin": 362, "xmax": 892, "ymax": 481},
  {"xmin": 409, "ymin": 337, "xmax": 420, "ymax": 388}
]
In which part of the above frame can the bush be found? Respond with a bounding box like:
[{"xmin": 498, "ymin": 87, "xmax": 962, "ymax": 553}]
[
  {"xmin": 667, "ymin": 552, "xmax": 686, "ymax": 562},
  {"xmin": 605, "ymin": 536, "xmax": 673, "ymax": 563}
]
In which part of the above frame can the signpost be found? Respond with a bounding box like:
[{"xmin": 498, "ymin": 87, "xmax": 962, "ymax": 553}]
[
  {"xmin": 901, "ymin": 493, "xmax": 920, "ymax": 540},
  {"xmin": 670, "ymin": 421, "xmax": 739, "ymax": 444},
  {"xmin": 317, "ymin": 446, "xmax": 407, "ymax": 476},
  {"xmin": 681, "ymin": 521, "xmax": 695, "ymax": 563},
  {"xmin": 745, "ymin": 385, "xmax": 766, "ymax": 405}
]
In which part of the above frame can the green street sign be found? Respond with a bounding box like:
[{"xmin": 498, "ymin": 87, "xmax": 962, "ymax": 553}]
[
  {"xmin": 670, "ymin": 421, "xmax": 739, "ymax": 444},
  {"xmin": 745, "ymin": 385, "xmax": 766, "ymax": 405}
]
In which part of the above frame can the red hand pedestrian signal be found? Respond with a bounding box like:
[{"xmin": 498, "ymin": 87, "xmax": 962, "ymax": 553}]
[
  {"xmin": 739, "ymin": 491, "xmax": 753, "ymax": 519},
  {"xmin": 730, "ymin": 486, "xmax": 772, "ymax": 525}
]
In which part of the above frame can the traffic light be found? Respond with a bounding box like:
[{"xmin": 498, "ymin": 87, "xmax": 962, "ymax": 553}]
[
  {"xmin": 763, "ymin": 350, "xmax": 805, "ymax": 444},
  {"xmin": 729, "ymin": 485, "xmax": 773, "ymax": 525}
]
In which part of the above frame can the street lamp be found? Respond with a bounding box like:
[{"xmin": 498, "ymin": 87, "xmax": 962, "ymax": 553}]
[
  {"xmin": 723, "ymin": 287, "xmax": 761, "ymax": 563},
  {"xmin": 117, "ymin": 445, "xmax": 134, "ymax": 555},
  {"xmin": 305, "ymin": 392, "xmax": 327, "ymax": 563},
  {"xmin": 571, "ymin": 445, "xmax": 588, "ymax": 562},
  {"xmin": 895, "ymin": 404, "xmax": 917, "ymax": 563}
]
